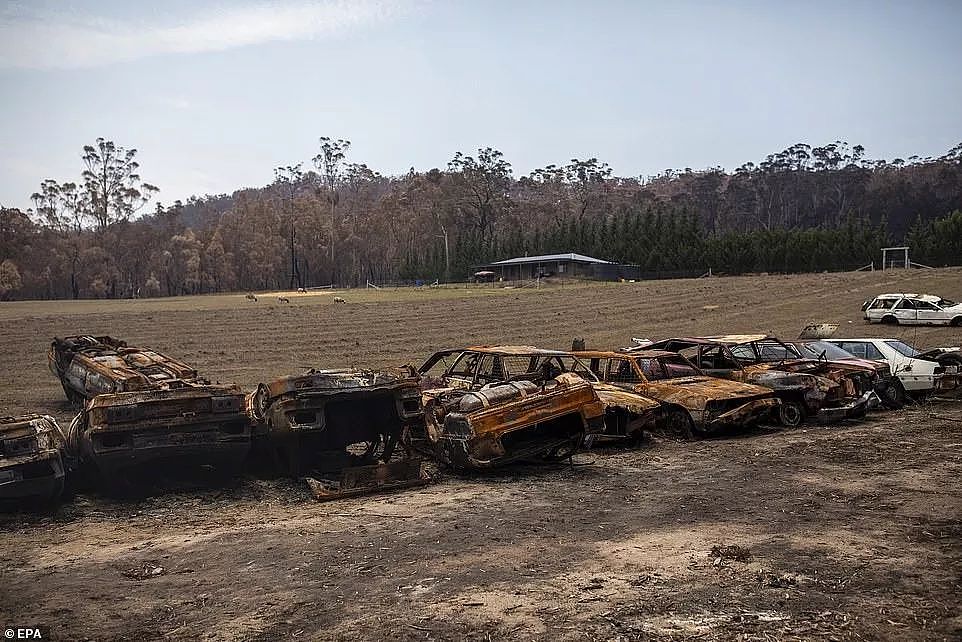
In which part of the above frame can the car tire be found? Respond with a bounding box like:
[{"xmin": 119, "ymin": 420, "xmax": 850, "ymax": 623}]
[
  {"xmin": 778, "ymin": 401, "xmax": 806, "ymax": 427},
  {"xmin": 880, "ymin": 380, "xmax": 906, "ymax": 410},
  {"xmin": 951, "ymin": 317, "xmax": 962, "ymax": 327},
  {"xmin": 881, "ymin": 315, "xmax": 898, "ymax": 325},
  {"xmin": 662, "ymin": 408, "xmax": 695, "ymax": 440}
]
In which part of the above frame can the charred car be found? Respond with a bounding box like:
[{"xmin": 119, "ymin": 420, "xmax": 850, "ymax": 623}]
[
  {"xmin": 415, "ymin": 347, "xmax": 606, "ymax": 469},
  {"xmin": 637, "ymin": 335, "xmax": 878, "ymax": 427},
  {"xmin": 247, "ymin": 368, "xmax": 430, "ymax": 500},
  {"xmin": 0, "ymin": 415, "xmax": 68, "ymax": 505},
  {"xmin": 573, "ymin": 350, "xmax": 779, "ymax": 438},
  {"xmin": 66, "ymin": 384, "xmax": 251, "ymax": 487},
  {"xmin": 788, "ymin": 340, "xmax": 906, "ymax": 408},
  {"xmin": 49, "ymin": 335, "xmax": 199, "ymax": 404}
]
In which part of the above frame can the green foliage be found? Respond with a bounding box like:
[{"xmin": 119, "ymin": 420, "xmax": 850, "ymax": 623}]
[{"xmin": 908, "ymin": 210, "xmax": 962, "ymax": 266}]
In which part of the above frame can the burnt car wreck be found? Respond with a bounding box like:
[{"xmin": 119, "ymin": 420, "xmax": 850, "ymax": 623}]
[
  {"xmin": 639, "ymin": 336, "xmax": 878, "ymax": 426},
  {"xmin": 415, "ymin": 347, "xmax": 606, "ymax": 469},
  {"xmin": 67, "ymin": 385, "xmax": 251, "ymax": 488},
  {"xmin": 49, "ymin": 335, "xmax": 200, "ymax": 404},
  {"xmin": 574, "ymin": 350, "xmax": 779, "ymax": 438},
  {"xmin": 789, "ymin": 339, "xmax": 906, "ymax": 409},
  {"xmin": 0, "ymin": 415, "xmax": 68, "ymax": 504},
  {"xmin": 248, "ymin": 368, "xmax": 431, "ymax": 500}
]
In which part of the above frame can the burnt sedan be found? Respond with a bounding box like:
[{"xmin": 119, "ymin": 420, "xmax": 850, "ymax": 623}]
[
  {"xmin": 787, "ymin": 340, "xmax": 905, "ymax": 409},
  {"xmin": 638, "ymin": 335, "xmax": 878, "ymax": 427},
  {"xmin": 247, "ymin": 367, "xmax": 430, "ymax": 500},
  {"xmin": 415, "ymin": 346, "xmax": 607, "ymax": 468},
  {"xmin": 573, "ymin": 350, "xmax": 779, "ymax": 438},
  {"xmin": 49, "ymin": 335, "xmax": 199, "ymax": 404},
  {"xmin": 66, "ymin": 384, "xmax": 251, "ymax": 489}
]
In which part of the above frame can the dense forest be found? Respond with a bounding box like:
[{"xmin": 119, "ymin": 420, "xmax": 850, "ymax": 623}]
[{"xmin": 1, "ymin": 137, "xmax": 961, "ymax": 300}]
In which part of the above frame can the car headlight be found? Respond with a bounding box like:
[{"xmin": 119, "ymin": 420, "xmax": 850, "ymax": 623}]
[{"xmin": 2, "ymin": 435, "xmax": 39, "ymax": 456}]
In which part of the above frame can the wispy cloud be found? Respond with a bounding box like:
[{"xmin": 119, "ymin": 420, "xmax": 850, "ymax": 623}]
[{"xmin": 0, "ymin": 1, "xmax": 405, "ymax": 70}]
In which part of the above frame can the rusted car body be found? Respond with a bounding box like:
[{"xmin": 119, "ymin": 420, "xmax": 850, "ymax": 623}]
[
  {"xmin": 574, "ymin": 350, "xmax": 779, "ymax": 437},
  {"xmin": 639, "ymin": 336, "xmax": 877, "ymax": 426},
  {"xmin": 788, "ymin": 340, "xmax": 906, "ymax": 408},
  {"xmin": 247, "ymin": 368, "xmax": 430, "ymax": 500},
  {"xmin": 66, "ymin": 385, "xmax": 250, "ymax": 483},
  {"xmin": 49, "ymin": 335, "xmax": 199, "ymax": 404},
  {"xmin": 0, "ymin": 415, "xmax": 67, "ymax": 504},
  {"xmin": 587, "ymin": 383, "xmax": 661, "ymax": 443},
  {"xmin": 415, "ymin": 347, "xmax": 606, "ymax": 469}
]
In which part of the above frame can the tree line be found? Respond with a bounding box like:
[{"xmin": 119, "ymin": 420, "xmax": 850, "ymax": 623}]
[{"xmin": 1, "ymin": 138, "xmax": 960, "ymax": 300}]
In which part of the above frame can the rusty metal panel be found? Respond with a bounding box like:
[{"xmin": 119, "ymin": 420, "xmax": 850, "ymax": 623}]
[
  {"xmin": 0, "ymin": 415, "xmax": 67, "ymax": 504},
  {"xmin": 306, "ymin": 459, "xmax": 432, "ymax": 502},
  {"xmin": 49, "ymin": 335, "xmax": 201, "ymax": 404}
]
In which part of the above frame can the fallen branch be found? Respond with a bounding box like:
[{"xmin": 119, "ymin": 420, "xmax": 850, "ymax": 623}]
[{"xmin": 317, "ymin": 512, "xmax": 416, "ymax": 519}]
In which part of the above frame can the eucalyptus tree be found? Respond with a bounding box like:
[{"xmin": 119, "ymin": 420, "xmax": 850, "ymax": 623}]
[
  {"xmin": 313, "ymin": 137, "xmax": 351, "ymax": 283},
  {"xmin": 80, "ymin": 138, "xmax": 158, "ymax": 230},
  {"xmin": 447, "ymin": 147, "xmax": 513, "ymax": 248}
]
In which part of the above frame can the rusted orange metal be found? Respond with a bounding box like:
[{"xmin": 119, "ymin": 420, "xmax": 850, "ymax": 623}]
[
  {"xmin": 0, "ymin": 414, "xmax": 67, "ymax": 504},
  {"xmin": 68, "ymin": 385, "xmax": 250, "ymax": 484},
  {"xmin": 48, "ymin": 335, "xmax": 200, "ymax": 404},
  {"xmin": 415, "ymin": 347, "xmax": 607, "ymax": 468},
  {"xmin": 574, "ymin": 350, "xmax": 778, "ymax": 436}
]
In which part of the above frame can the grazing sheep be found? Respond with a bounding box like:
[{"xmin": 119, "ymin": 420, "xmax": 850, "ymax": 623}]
[
  {"xmin": 297, "ymin": 287, "xmax": 307, "ymax": 294},
  {"xmin": 245, "ymin": 293, "xmax": 258, "ymax": 302},
  {"xmin": 278, "ymin": 296, "xmax": 290, "ymax": 303},
  {"xmin": 333, "ymin": 296, "xmax": 346, "ymax": 304}
]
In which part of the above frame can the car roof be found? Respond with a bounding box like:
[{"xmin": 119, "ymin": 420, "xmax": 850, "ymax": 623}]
[
  {"xmin": 462, "ymin": 345, "xmax": 569, "ymax": 356},
  {"xmin": 874, "ymin": 293, "xmax": 943, "ymax": 303},
  {"xmin": 574, "ymin": 349, "xmax": 681, "ymax": 359},
  {"xmin": 655, "ymin": 334, "xmax": 773, "ymax": 346}
]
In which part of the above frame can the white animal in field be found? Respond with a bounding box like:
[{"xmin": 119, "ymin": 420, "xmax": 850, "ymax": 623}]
[
  {"xmin": 278, "ymin": 296, "xmax": 290, "ymax": 303},
  {"xmin": 333, "ymin": 296, "xmax": 346, "ymax": 304},
  {"xmin": 297, "ymin": 287, "xmax": 307, "ymax": 294},
  {"xmin": 245, "ymin": 293, "xmax": 258, "ymax": 302}
]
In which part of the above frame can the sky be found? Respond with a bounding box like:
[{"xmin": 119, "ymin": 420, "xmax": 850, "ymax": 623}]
[{"xmin": 1, "ymin": 0, "xmax": 960, "ymax": 210}]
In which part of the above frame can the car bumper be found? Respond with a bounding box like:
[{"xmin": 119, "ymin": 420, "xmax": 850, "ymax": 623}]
[{"xmin": 815, "ymin": 390, "xmax": 876, "ymax": 422}]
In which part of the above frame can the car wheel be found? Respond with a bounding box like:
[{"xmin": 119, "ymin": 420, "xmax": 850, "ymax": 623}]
[
  {"xmin": 951, "ymin": 317, "xmax": 962, "ymax": 327},
  {"xmin": 662, "ymin": 408, "xmax": 695, "ymax": 440},
  {"xmin": 881, "ymin": 315, "xmax": 898, "ymax": 325},
  {"xmin": 778, "ymin": 401, "xmax": 806, "ymax": 427},
  {"xmin": 880, "ymin": 380, "xmax": 906, "ymax": 410}
]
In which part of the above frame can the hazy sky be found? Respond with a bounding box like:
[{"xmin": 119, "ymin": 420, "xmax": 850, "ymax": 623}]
[{"xmin": 1, "ymin": 0, "xmax": 960, "ymax": 210}]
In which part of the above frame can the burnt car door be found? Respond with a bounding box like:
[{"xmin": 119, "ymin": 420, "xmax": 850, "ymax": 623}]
[{"xmin": 691, "ymin": 345, "xmax": 742, "ymax": 379}]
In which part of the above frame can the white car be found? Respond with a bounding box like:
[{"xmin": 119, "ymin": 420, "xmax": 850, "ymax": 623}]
[
  {"xmin": 825, "ymin": 338, "xmax": 960, "ymax": 397},
  {"xmin": 862, "ymin": 293, "xmax": 962, "ymax": 326}
]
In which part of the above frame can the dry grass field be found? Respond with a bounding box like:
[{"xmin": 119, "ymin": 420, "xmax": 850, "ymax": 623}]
[{"xmin": 1, "ymin": 268, "xmax": 961, "ymax": 640}]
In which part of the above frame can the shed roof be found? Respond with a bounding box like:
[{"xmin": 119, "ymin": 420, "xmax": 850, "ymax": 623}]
[{"xmin": 488, "ymin": 253, "xmax": 611, "ymax": 266}]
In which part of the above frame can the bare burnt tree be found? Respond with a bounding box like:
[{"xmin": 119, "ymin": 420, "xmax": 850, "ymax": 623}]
[{"xmin": 274, "ymin": 164, "xmax": 304, "ymax": 290}]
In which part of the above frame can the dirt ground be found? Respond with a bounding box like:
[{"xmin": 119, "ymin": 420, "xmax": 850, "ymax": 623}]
[{"xmin": 1, "ymin": 268, "xmax": 961, "ymax": 640}]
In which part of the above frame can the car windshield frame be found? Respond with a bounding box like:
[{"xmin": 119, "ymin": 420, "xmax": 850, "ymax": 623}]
[
  {"xmin": 884, "ymin": 340, "xmax": 920, "ymax": 358},
  {"xmin": 797, "ymin": 341, "xmax": 858, "ymax": 360}
]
